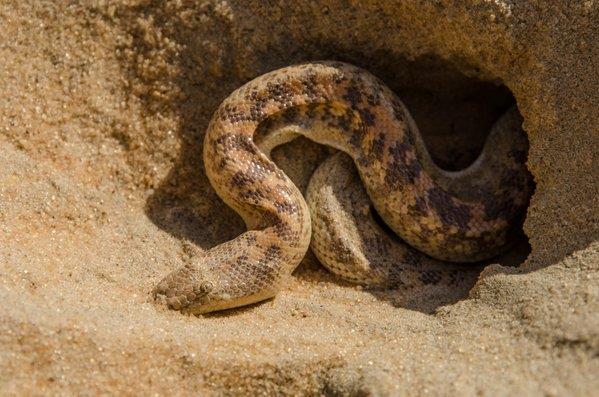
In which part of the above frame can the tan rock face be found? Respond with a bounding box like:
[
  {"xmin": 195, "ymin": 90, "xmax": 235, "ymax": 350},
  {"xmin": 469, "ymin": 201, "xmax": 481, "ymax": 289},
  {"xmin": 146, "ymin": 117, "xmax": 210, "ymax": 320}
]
[{"xmin": 0, "ymin": 1, "xmax": 597, "ymax": 395}]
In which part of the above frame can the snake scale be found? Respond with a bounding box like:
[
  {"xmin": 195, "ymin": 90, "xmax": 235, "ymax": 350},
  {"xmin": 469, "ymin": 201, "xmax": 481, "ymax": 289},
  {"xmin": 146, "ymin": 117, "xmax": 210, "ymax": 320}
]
[{"xmin": 153, "ymin": 62, "xmax": 531, "ymax": 314}]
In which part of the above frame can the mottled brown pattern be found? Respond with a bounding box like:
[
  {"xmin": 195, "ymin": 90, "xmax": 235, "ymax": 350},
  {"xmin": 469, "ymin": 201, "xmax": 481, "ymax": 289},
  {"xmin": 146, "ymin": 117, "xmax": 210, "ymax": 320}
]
[
  {"xmin": 309, "ymin": 153, "xmax": 487, "ymax": 288},
  {"xmin": 153, "ymin": 62, "xmax": 531, "ymax": 314}
]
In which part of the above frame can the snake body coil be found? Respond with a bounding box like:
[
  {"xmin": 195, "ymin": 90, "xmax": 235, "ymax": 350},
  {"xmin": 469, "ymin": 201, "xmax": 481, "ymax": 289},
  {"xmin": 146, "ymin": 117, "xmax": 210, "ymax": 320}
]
[{"xmin": 154, "ymin": 62, "xmax": 531, "ymax": 314}]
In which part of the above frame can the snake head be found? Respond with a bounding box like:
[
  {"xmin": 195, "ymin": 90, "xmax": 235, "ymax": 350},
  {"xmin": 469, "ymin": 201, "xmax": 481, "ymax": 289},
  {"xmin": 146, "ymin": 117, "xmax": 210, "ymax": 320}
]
[{"xmin": 153, "ymin": 263, "xmax": 214, "ymax": 314}]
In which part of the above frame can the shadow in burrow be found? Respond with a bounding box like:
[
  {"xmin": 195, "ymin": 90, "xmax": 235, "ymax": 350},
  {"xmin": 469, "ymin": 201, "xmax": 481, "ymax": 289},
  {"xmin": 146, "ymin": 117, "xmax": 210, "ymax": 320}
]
[{"xmin": 115, "ymin": 2, "xmax": 533, "ymax": 315}]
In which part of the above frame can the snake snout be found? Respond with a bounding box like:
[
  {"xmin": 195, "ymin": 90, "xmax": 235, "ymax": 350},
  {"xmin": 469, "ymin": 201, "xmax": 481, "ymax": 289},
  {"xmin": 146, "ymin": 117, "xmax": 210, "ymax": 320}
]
[{"xmin": 153, "ymin": 264, "xmax": 213, "ymax": 312}]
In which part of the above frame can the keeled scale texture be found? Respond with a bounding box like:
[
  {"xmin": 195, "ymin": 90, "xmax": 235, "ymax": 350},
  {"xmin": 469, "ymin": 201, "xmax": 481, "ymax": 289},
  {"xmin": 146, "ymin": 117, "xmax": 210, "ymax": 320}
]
[
  {"xmin": 307, "ymin": 103, "xmax": 527, "ymax": 287},
  {"xmin": 154, "ymin": 62, "xmax": 531, "ymax": 314}
]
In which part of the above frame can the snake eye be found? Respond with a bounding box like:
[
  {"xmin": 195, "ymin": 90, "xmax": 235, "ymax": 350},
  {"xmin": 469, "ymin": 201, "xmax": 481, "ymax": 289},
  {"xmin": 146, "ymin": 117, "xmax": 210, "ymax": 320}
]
[{"xmin": 197, "ymin": 281, "xmax": 213, "ymax": 295}]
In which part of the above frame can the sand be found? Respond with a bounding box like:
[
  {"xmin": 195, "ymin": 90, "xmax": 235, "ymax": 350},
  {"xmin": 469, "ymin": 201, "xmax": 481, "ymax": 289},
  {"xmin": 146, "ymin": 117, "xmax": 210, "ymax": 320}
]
[{"xmin": 0, "ymin": 0, "xmax": 597, "ymax": 395}]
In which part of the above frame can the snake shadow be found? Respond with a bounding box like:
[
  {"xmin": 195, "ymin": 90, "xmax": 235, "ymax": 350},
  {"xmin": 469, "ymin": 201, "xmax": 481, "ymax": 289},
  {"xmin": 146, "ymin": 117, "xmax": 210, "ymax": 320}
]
[
  {"xmin": 114, "ymin": 1, "xmax": 532, "ymax": 316},
  {"xmin": 292, "ymin": 221, "xmax": 531, "ymax": 315}
]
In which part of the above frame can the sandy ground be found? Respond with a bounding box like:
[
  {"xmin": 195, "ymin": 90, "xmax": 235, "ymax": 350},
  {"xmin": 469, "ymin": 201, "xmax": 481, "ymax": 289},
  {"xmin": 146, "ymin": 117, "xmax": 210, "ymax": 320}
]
[{"xmin": 1, "ymin": 1, "xmax": 597, "ymax": 395}]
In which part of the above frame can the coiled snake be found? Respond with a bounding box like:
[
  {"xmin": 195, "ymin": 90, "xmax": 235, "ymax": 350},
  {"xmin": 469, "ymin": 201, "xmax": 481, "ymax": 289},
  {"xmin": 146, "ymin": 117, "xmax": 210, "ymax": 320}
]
[{"xmin": 153, "ymin": 62, "xmax": 531, "ymax": 314}]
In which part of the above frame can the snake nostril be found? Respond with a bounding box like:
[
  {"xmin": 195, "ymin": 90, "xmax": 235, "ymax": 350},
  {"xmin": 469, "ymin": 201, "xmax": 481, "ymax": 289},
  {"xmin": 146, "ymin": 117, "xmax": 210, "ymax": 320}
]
[
  {"xmin": 153, "ymin": 285, "xmax": 164, "ymax": 297},
  {"xmin": 153, "ymin": 279, "xmax": 173, "ymax": 299}
]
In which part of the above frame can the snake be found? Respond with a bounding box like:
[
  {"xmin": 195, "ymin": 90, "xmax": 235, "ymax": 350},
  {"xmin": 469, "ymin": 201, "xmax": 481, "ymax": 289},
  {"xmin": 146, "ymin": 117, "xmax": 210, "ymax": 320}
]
[{"xmin": 153, "ymin": 61, "xmax": 531, "ymax": 314}]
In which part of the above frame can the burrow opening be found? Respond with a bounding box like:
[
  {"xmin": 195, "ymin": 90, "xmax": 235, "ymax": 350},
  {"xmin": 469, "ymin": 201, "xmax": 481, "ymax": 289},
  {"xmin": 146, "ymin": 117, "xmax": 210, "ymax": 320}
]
[{"xmin": 270, "ymin": 55, "xmax": 534, "ymax": 296}]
